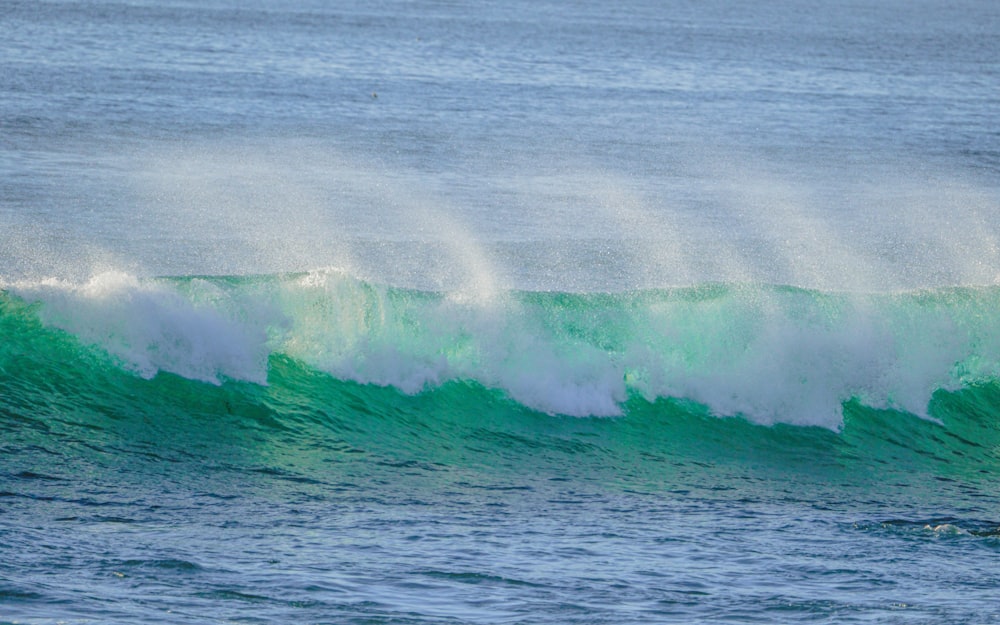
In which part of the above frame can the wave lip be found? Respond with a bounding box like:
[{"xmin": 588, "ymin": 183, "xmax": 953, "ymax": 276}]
[
  {"xmin": 6, "ymin": 271, "xmax": 279, "ymax": 385},
  {"xmin": 6, "ymin": 269, "xmax": 1000, "ymax": 427}
]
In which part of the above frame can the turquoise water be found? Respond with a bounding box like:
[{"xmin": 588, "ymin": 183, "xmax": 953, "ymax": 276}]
[
  {"xmin": 4, "ymin": 276, "xmax": 1000, "ymax": 623},
  {"xmin": 3, "ymin": 0, "xmax": 1000, "ymax": 623}
]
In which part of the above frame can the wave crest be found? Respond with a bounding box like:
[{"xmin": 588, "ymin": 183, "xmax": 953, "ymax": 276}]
[{"xmin": 6, "ymin": 269, "xmax": 1000, "ymax": 426}]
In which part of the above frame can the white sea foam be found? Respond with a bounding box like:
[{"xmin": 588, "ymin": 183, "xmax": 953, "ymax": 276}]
[
  {"xmin": 8, "ymin": 269, "xmax": 1000, "ymax": 427},
  {"xmin": 8, "ymin": 272, "xmax": 279, "ymax": 385}
]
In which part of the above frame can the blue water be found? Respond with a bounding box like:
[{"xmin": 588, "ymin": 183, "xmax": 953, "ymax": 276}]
[{"xmin": 3, "ymin": 1, "xmax": 1000, "ymax": 623}]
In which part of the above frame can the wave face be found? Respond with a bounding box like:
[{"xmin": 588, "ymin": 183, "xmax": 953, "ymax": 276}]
[
  {"xmin": 6, "ymin": 272, "xmax": 1000, "ymax": 625},
  {"xmin": 5, "ymin": 269, "xmax": 1000, "ymax": 432}
]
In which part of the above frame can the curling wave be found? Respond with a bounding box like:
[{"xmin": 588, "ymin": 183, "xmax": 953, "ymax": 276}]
[{"xmin": 5, "ymin": 269, "xmax": 1000, "ymax": 428}]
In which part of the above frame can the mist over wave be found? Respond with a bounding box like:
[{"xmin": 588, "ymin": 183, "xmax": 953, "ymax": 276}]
[
  {"xmin": 4, "ymin": 141, "xmax": 998, "ymax": 427},
  {"xmin": 2, "ymin": 140, "xmax": 998, "ymax": 293}
]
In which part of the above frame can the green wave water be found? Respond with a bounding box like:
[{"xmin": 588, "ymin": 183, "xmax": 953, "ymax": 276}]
[
  {"xmin": 5, "ymin": 272, "xmax": 1000, "ymax": 624},
  {"xmin": 4, "ymin": 271, "xmax": 1000, "ymax": 482}
]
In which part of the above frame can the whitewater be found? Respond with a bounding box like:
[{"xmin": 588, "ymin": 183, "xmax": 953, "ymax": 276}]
[
  {"xmin": 3, "ymin": 0, "xmax": 1000, "ymax": 623},
  {"xmin": 7, "ymin": 270, "xmax": 1000, "ymax": 427}
]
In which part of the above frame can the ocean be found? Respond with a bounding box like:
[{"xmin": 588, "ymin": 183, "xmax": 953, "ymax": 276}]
[{"xmin": 2, "ymin": 0, "xmax": 1000, "ymax": 623}]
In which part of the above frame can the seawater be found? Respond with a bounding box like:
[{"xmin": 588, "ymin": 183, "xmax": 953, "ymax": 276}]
[{"xmin": 2, "ymin": 1, "xmax": 1000, "ymax": 624}]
